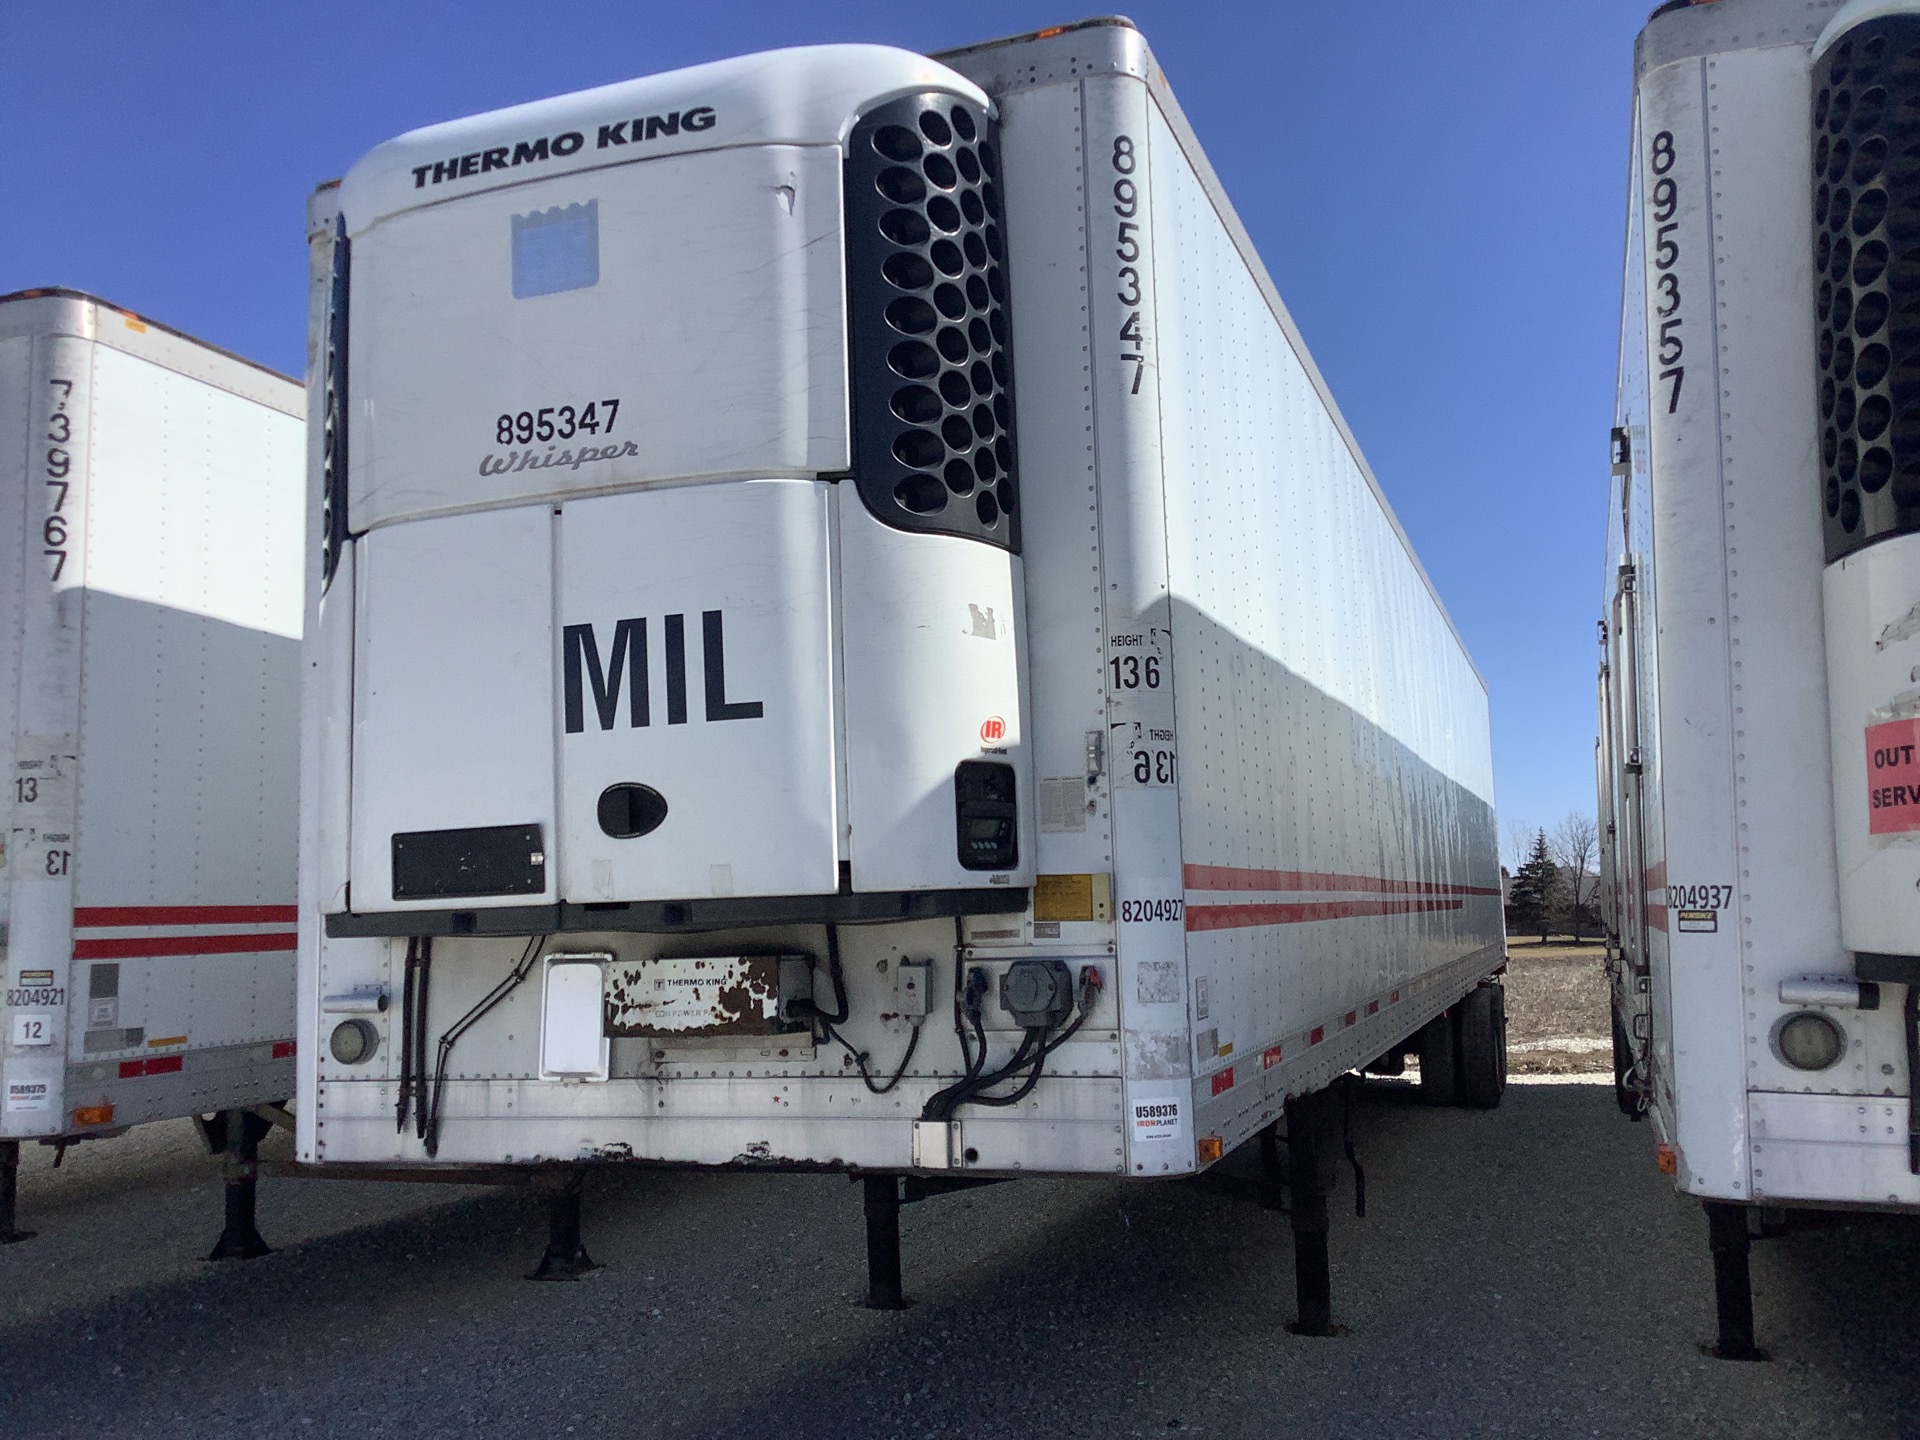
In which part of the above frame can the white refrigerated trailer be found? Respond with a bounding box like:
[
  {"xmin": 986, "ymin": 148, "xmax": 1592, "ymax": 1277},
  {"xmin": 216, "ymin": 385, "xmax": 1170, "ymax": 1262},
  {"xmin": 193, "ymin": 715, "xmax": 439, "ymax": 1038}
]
[
  {"xmin": 1602, "ymin": 0, "xmax": 1920, "ymax": 1360},
  {"xmin": 300, "ymin": 18, "xmax": 1503, "ymax": 1320},
  {"xmin": 1, "ymin": 289, "xmax": 304, "ymax": 1255}
]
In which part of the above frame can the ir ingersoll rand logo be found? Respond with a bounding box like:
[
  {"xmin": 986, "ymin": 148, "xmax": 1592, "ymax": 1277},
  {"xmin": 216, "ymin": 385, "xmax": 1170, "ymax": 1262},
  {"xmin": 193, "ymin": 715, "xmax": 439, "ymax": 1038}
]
[{"xmin": 563, "ymin": 610, "xmax": 762, "ymax": 733}]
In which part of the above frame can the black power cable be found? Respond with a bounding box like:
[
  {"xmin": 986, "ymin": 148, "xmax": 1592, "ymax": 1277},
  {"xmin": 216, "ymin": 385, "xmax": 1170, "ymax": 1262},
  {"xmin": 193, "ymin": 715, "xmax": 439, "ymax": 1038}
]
[{"xmin": 421, "ymin": 934, "xmax": 544, "ymax": 1158}]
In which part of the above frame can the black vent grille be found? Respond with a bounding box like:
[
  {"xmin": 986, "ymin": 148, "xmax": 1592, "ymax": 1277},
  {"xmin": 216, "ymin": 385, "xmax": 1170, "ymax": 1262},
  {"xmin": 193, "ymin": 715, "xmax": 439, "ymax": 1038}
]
[
  {"xmin": 1815, "ymin": 20, "xmax": 1920, "ymax": 563},
  {"xmin": 845, "ymin": 93, "xmax": 1018, "ymax": 550},
  {"xmin": 320, "ymin": 219, "xmax": 350, "ymax": 590}
]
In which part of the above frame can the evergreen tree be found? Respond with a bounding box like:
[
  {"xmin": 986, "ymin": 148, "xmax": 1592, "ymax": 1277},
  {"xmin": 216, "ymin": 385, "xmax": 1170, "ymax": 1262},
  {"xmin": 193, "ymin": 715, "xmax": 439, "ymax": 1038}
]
[{"xmin": 1506, "ymin": 829, "xmax": 1562, "ymax": 942}]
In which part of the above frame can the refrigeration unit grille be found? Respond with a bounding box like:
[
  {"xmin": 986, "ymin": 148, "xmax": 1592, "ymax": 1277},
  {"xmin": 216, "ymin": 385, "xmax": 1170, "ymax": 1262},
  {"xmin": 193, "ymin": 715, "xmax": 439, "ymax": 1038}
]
[
  {"xmin": 845, "ymin": 92, "xmax": 1019, "ymax": 550},
  {"xmin": 1815, "ymin": 18, "xmax": 1920, "ymax": 562}
]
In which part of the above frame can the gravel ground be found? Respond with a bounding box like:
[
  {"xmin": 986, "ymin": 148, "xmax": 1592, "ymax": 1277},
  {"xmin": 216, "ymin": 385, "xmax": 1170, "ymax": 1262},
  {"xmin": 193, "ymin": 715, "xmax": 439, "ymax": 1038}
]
[{"xmin": 3, "ymin": 1081, "xmax": 1917, "ymax": 1439}]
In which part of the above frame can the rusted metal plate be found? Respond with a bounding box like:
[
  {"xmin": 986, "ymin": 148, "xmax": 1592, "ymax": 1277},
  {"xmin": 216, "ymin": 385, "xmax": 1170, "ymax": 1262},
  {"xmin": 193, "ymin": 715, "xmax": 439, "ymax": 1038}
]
[{"xmin": 605, "ymin": 955, "xmax": 795, "ymax": 1037}]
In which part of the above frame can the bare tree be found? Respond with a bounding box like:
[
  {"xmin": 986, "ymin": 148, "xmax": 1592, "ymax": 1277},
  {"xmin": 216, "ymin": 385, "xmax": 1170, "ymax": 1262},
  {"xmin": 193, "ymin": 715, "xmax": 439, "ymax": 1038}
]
[
  {"xmin": 1502, "ymin": 817, "xmax": 1536, "ymax": 873},
  {"xmin": 1551, "ymin": 812, "xmax": 1600, "ymax": 941}
]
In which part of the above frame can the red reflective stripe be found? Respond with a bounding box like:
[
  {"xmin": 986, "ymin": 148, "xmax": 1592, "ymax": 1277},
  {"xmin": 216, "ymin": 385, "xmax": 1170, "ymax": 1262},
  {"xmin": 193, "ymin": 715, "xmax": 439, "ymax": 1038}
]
[
  {"xmin": 1182, "ymin": 864, "xmax": 1499, "ymax": 897},
  {"xmin": 1309, "ymin": 1026, "xmax": 1325, "ymax": 1045},
  {"xmin": 1187, "ymin": 898, "xmax": 1464, "ymax": 930},
  {"xmin": 73, "ymin": 905, "xmax": 297, "ymax": 927},
  {"xmin": 74, "ymin": 933, "xmax": 297, "ymax": 960},
  {"xmin": 1262, "ymin": 1044, "xmax": 1283, "ymax": 1068},
  {"xmin": 272, "ymin": 1040, "xmax": 296, "ymax": 1059},
  {"xmin": 146, "ymin": 1054, "xmax": 183, "ymax": 1075},
  {"xmin": 1211, "ymin": 1067, "xmax": 1235, "ymax": 1095},
  {"xmin": 118, "ymin": 1060, "xmax": 143, "ymax": 1078}
]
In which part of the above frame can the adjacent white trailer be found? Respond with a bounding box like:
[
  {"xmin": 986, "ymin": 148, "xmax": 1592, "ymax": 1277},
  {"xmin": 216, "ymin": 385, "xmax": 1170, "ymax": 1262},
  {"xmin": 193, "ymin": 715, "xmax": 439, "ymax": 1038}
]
[
  {"xmin": 300, "ymin": 19, "xmax": 1503, "ymax": 1318},
  {"xmin": 0, "ymin": 290, "xmax": 304, "ymax": 1253},
  {"xmin": 1602, "ymin": 0, "xmax": 1920, "ymax": 1359}
]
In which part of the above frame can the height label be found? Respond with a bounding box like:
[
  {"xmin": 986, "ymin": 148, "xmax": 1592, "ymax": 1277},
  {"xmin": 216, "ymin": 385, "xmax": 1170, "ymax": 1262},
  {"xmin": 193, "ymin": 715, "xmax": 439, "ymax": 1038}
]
[
  {"xmin": 1106, "ymin": 630, "xmax": 1175, "ymax": 787},
  {"xmin": 1866, "ymin": 718, "xmax": 1920, "ymax": 833}
]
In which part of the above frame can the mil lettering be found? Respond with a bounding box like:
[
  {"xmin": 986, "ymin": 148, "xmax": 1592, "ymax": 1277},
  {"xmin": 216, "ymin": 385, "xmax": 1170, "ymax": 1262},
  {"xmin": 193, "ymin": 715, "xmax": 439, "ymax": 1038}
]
[
  {"xmin": 410, "ymin": 107, "xmax": 718, "ymax": 189},
  {"xmin": 564, "ymin": 611, "xmax": 763, "ymax": 734}
]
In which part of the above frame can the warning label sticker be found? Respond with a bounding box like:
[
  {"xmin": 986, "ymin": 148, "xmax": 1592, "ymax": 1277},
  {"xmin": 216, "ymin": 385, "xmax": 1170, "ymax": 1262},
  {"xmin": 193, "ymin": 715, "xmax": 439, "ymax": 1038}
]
[
  {"xmin": 1132, "ymin": 1096, "xmax": 1184, "ymax": 1140},
  {"xmin": 1867, "ymin": 718, "xmax": 1920, "ymax": 834}
]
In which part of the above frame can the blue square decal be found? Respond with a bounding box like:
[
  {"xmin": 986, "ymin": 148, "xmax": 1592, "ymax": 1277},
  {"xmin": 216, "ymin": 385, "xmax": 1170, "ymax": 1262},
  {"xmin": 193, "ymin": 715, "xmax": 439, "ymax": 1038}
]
[{"xmin": 511, "ymin": 201, "xmax": 599, "ymax": 299}]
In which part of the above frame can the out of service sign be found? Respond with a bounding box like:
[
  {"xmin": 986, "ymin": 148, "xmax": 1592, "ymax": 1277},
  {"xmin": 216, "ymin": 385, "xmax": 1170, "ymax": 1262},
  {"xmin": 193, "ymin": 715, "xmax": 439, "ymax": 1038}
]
[{"xmin": 1867, "ymin": 718, "xmax": 1920, "ymax": 834}]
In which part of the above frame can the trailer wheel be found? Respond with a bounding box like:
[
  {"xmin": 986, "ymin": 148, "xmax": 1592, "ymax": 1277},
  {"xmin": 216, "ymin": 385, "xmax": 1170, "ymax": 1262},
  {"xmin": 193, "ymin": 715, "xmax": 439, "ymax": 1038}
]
[
  {"xmin": 1417, "ymin": 1011, "xmax": 1457, "ymax": 1105},
  {"xmin": 1610, "ymin": 1002, "xmax": 1644, "ymax": 1120},
  {"xmin": 1455, "ymin": 982, "xmax": 1507, "ymax": 1110}
]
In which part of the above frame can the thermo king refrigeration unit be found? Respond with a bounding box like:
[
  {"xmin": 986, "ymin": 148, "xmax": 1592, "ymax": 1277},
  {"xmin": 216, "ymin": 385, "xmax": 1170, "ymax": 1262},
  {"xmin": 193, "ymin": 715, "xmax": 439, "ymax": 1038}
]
[
  {"xmin": 301, "ymin": 20, "xmax": 1503, "ymax": 1323},
  {"xmin": 1, "ymin": 289, "xmax": 304, "ymax": 1254},
  {"xmin": 1601, "ymin": 0, "xmax": 1920, "ymax": 1360}
]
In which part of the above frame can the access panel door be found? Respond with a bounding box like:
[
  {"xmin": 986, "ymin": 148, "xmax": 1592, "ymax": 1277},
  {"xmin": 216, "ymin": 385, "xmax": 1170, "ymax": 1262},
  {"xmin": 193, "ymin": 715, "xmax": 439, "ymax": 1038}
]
[
  {"xmin": 349, "ymin": 505, "xmax": 557, "ymax": 911},
  {"xmin": 555, "ymin": 480, "xmax": 838, "ymax": 903}
]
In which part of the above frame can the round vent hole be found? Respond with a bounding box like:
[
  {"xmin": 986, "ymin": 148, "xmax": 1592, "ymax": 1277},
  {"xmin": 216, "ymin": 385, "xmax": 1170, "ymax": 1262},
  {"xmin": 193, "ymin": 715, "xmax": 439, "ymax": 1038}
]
[
  {"xmin": 877, "ymin": 166, "xmax": 926, "ymax": 204},
  {"xmin": 957, "ymin": 147, "xmax": 981, "ymax": 184},
  {"xmin": 883, "ymin": 252, "xmax": 935, "ymax": 291},
  {"xmin": 961, "ymin": 190, "xmax": 985, "ymax": 225},
  {"xmin": 893, "ymin": 429, "xmax": 945, "ymax": 469},
  {"xmin": 944, "ymin": 458, "xmax": 975, "ymax": 494},
  {"xmin": 975, "ymin": 490, "xmax": 1000, "ymax": 526},
  {"xmin": 885, "ymin": 296, "xmax": 938, "ymax": 335},
  {"xmin": 934, "ymin": 282, "xmax": 967, "ymax": 319},
  {"xmin": 927, "ymin": 195, "xmax": 962, "ymax": 233},
  {"xmin": 951, "ymin": 106, "xmax": 977, "ymax": 143},
  {"xmin": 964, "ymin": 232, "xmax": 988, "ymax": 268},
  {"xmin": 873, "ymin": 125, "xmax": 922, "ymax": 162},
  {"xmin": 1863, "ymin": 445, "xmax": 1894, "ymax": 492},
  {"xmin": 937, "ymin": 326, "xmax": 970, "ymax": 363},
  {"xmin": 1859, "ymin": 341, "xmax": 1891, "ymax": 388},
  {"xmin": 1860, "ymin": 393, "xmax": 1893, "ymax": 442},
  {"xmin": 880, "ymin": 208, "xmax": 930, "ymax": 246},
  {"xmin": 1858, "ymin": 291, "xmax": 1891, "ymax": 338},
  {"xmin": 1856, "ymin": 238, "xmax": 1890, "ymax": 286},
  {"xmin": 888, "ymin": 340, "xmax": 939, "ymax": 379},
  {"xmin": 942, "ymin": 414, "xmax": 974, "ymax": 449},
  {"xmin": 890, "ymin": 385, "xmax": 941, "ymax": 424},
  {"xmin": 923, "ymin": 152, "xmax": 957, "ymax": 190},
  {"xmin": 930, "ymin": 239, "xmax": 965, "ymax": 276},
  {"xmin": 1854, "ymin": 188, "xmax": 1889, "ymax": 235},
  {"xmin": 919, "ymin": 110, "xmax": 953, "ymax": 146},
  {"xmin": 972, "ymin": 403, "xmax": 997, "ymax": 439},
  {"xmin": 895, "ymin": 474, "xmax": 948, "ymax": 514}
]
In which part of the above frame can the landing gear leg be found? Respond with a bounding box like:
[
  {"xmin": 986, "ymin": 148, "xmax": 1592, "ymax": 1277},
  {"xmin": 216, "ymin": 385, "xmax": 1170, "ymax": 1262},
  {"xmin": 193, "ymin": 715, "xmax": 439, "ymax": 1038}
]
[
  {"xmin": 862, "ymin": 1174, "xmax": 908, "ymax": 1310},
  {"xmin": 1285, "ymin": 1089, "xmax": 1340, "ymax": 1336},
  {"xmin": 206, "ymin": 1109, "xmax": 271, "ymax": 1261},
  {"xmin": 529, "ymin": 1166, "xmax": 597, "ymax": 1280},
  {"xmin": 1, "ymin": 1140, "xmax": 32, "ymax": 1244},
  {"xmin": 1704, "ymin": 1202, "xmax": 1765, "ymax": 1361}
]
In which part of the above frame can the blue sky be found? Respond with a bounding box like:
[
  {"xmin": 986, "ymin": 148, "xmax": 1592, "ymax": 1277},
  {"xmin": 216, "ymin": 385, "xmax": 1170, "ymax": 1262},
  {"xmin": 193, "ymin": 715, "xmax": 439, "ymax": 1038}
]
[{"xmin": 1, "ymin": 1, "xmax": 1655, "ymax": 862}]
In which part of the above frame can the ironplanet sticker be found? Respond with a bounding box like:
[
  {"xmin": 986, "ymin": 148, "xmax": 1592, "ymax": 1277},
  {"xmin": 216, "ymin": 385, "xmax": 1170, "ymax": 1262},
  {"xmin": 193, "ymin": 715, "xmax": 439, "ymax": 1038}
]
[{"xmin": 1866, "ymin": 718, "xmax": 1920, "ymax": 834}]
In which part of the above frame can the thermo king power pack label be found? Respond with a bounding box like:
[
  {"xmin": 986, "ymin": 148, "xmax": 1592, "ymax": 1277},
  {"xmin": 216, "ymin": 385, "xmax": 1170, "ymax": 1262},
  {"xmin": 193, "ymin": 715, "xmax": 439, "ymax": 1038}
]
[{"xmin": 1866, "ymin": 718, "xmax": 1920, "ymax": 834}]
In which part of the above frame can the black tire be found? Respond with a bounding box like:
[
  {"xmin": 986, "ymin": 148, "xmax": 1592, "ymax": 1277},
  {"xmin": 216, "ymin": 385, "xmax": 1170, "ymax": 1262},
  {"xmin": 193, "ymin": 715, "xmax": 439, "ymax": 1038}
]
[
  {"xmin": 1456, "ymin": 981, "xmax": 1507, "ymax": 1109},
  {"xmin": 1611, "ymin": 1001, "xmax": 1645, "ymax": 1120},
  {"xmin": 1417, "ymin": 1010, "xmax": 1458, "ymax": 1106}
]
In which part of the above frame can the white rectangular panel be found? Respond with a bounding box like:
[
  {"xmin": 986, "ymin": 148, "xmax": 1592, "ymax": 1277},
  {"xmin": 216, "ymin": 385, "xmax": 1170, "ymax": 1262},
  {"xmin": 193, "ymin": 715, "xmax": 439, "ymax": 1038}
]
[
  {"xmin": 540, "ymin": 955, "xmax": 608, "ymax": 1080},
  {"xmin": 350, "ymin": 144, "xmax": 847, "ymax": 528},
  {"xmin": 349, "ymin": 506, "xmax": 557, "ymax": 910},
  {"xmin": 556, "ymin": 481, "xmax": 838, "ymax": 902}
]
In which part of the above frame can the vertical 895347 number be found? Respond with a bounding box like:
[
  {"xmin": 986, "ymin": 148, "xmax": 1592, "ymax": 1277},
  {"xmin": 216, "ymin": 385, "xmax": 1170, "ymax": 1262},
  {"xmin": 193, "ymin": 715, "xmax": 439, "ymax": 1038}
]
[
  {"xmin": 1112, "ymin": 135, "xmax": 1149, "ymax": 395},
  {"xmin": 1648, "ymin": 130, "xmax": 1685, "ymax": 415}
]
